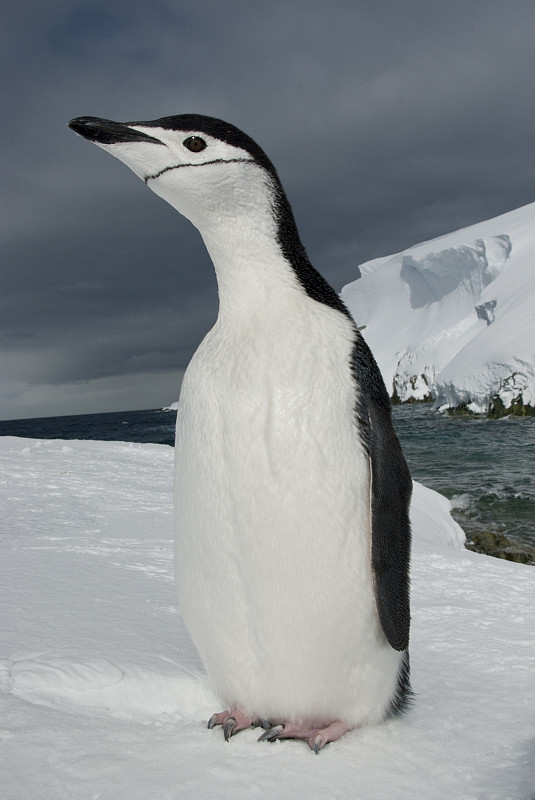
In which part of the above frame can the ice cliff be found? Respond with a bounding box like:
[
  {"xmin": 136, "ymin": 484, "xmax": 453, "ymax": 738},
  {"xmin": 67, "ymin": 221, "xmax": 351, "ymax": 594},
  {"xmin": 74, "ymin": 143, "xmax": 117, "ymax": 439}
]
[{"xmin": 341, "ymin": 201, "xmax": 535, "ymax": 415}]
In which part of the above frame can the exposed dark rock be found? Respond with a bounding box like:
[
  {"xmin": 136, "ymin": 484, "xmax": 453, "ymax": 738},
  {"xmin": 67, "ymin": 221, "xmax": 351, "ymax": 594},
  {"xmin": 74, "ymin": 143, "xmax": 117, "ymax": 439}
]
[
  {"xmin": 446, "ymin": 403, "xmax": 476, "ymax": 417},
  {"xmin": 465, "ymin": 531, "xmax": 535, "ymax": 565},
  {"xmin": 391, "ymin": 374, "xmax": 433, "ymax": 405},
  {"xmin": 475, "ymin": 299, "xmax": 497, "ymax": 325},
  {"xmin": 488, "ymin": 393, "xmax": 535, "ymax": 418},
  {"xmin": 391, "ymin": 383, "xmax": 401, "ymax": 405}
]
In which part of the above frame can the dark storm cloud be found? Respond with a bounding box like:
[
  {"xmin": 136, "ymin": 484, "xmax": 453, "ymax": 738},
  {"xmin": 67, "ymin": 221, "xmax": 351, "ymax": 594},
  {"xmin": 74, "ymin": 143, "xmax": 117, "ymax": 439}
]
[{"xmin": 2, "ymin": 0, "xmax": 535, "ymax": 418}]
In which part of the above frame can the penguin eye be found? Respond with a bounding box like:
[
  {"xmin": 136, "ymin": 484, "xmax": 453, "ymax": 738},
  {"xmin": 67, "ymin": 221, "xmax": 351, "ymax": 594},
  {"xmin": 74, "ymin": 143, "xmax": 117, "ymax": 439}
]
[{"xmin": 183, "ymin": 136, "xmax": 207, "ymax": 153}]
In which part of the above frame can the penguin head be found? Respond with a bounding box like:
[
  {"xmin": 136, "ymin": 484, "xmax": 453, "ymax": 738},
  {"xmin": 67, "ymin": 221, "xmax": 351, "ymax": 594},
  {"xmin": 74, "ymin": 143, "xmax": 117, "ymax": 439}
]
[
  {"xmin": 69, "ymin": 113, "xmax": 349, "ymax": 315},
  {"xmin": 68, "ymin": 114, "xmax": 279, "ymax": 230}
]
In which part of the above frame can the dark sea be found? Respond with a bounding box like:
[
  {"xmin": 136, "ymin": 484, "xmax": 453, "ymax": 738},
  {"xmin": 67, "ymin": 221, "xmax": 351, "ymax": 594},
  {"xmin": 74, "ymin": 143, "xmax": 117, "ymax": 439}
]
[{"xmin": 1, "ymin": 404, "xmax": 534, "ymax": 549}]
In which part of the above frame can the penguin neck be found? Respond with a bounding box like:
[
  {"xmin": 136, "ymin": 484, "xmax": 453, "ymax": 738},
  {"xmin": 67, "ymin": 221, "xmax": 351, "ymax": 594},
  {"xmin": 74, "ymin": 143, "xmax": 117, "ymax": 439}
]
[
  {"xmin": 198, "ymin": 178, "xmax": 353, "ymax": 324},
  {"xmin": 199, "ymin": 201, "xmax": 304, "ymax": 325}
]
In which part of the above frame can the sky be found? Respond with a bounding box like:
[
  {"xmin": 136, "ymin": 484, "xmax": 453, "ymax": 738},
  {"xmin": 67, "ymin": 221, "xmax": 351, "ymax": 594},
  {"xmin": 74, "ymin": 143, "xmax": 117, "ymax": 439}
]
[{"xmin": 2, "ymin": 0, "xmax": 535, "ymax": 420}]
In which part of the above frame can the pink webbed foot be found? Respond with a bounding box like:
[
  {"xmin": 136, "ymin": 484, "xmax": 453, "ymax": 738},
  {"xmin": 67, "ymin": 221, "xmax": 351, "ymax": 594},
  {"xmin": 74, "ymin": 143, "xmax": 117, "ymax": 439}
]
[
  {"xmin": 207, "ymin": 709, "xmax": 254, "ymax": 741},
  {"xmin": 258, "ymin": 720, "xmax": 351, "ymax": 754}
]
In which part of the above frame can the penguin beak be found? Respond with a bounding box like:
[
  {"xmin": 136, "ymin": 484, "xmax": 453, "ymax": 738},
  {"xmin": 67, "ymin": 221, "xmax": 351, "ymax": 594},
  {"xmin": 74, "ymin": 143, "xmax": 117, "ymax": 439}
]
[{"xmin": 68, "ymin": 117, "xmax": 164, "ymax": 146}]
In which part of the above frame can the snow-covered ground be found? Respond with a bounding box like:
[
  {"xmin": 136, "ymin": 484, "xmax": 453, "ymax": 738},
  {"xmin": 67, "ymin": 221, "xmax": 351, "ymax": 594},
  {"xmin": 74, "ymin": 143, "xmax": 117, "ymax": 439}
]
[
  {"xmin": 341, "ymin": 202, "xmax": 535, "ymax": 414},
  {"xmin": 1, "ymin": 436, "xmax": 534, "ymax": 799}
]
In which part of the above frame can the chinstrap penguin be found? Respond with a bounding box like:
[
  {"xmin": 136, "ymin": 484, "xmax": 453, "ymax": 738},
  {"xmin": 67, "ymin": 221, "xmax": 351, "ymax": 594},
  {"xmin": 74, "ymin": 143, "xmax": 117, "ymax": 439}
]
[{"xmin": 68, "ymin": 113, "xmax": 413, "ymax": 753}]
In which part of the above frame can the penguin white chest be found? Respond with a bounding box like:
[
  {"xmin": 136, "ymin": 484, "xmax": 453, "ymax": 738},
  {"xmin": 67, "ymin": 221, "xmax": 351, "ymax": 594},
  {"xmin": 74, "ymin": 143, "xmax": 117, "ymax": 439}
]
[{"xmin": 174, "ymin": 296, "xmax": 398, "ymax": 725}]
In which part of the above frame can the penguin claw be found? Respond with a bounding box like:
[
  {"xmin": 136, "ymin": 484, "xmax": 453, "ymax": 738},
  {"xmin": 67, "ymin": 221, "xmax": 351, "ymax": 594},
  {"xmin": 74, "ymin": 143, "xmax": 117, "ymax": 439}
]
[
  {"xmin": 257, "ymin": 724, "xmax": 284, "ymax": 742},
  {"xmin": 223, "ymin": 718, "xmax": 237, "ymax": 741}
]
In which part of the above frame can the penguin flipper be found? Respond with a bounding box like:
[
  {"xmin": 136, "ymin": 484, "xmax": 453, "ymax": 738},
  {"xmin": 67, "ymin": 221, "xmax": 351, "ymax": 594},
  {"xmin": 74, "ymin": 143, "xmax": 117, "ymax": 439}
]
[{"xmin": 351, "ymin": 336, "xmax": 412, "ymax": 652}]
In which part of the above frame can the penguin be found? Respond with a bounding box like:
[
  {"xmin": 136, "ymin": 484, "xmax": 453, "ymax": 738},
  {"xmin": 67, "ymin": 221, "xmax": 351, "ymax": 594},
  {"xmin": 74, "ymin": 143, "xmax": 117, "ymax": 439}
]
[{"xmin": 68, "ymin": 114, "xmax": 412, "ymax": 753}]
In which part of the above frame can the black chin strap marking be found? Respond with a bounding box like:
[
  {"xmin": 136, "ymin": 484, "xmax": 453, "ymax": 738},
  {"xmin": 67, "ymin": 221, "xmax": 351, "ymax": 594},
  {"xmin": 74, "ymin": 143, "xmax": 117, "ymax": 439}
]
[{"xmin": 144, "ymin": 157, "xmax": 254, "ymax": 184}]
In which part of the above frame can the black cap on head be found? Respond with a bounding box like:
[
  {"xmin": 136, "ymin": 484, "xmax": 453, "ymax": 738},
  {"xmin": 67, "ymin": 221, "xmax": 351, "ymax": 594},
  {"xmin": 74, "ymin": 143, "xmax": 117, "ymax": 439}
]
[{"xmin": 127, "ymin": 114, "xmax": 277, "ymax": 175}]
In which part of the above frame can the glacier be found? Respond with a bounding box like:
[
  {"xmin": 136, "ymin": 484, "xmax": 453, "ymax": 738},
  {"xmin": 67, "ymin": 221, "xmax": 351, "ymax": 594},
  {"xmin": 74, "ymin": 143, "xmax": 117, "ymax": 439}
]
[{"xmin": 341, "ymin": 201, "xmax": 535, "ymax": 415}]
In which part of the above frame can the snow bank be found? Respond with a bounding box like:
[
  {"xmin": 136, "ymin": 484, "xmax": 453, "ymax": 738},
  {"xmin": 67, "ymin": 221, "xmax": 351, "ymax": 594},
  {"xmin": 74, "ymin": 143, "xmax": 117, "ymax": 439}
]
[
  {"xmin": 1, "ymin": 437, "xmax": 533, "ymax": 799},
  {"xmin": 341, "ymin": 202, "xmax": 535, "ymax": 414},
  {"xmin": 410, "ymin": 481, "xmax": 465, "ymax": 552}
]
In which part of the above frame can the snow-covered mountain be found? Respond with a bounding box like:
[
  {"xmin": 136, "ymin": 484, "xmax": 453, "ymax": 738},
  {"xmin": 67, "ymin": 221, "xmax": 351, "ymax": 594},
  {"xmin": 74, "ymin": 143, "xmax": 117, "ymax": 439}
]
[{"xmin": 341, "ymin": 202, "xmax": 535, "ymax": 415}]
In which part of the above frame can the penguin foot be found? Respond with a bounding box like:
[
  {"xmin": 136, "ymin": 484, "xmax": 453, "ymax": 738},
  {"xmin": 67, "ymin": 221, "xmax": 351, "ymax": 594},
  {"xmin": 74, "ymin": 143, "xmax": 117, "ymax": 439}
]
[
  {"xmin": 258, "ymin": 720, "xmax": 351, "ymax": 753},
  {"xmin": 207, "ymin": 709, "xmax": 253, "ymax": 741}
]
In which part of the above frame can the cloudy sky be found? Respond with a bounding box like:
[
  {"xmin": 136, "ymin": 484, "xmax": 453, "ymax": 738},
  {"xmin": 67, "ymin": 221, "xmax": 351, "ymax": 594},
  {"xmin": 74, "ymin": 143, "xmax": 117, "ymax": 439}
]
[{"xmin": 2, "ymin": 1, "xmax": 535, "ymax": 420}]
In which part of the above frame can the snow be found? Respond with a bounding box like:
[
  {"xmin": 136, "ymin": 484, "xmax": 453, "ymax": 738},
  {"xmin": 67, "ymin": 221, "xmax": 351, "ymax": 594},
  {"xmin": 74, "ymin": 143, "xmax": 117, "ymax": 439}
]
[
  {"xmin": 1, "ymin": 436, "xmax": 534, "ymax": 799},
  {"xmin": 341, "ymin": 201, "xmax": 535, "ymax": 413}
]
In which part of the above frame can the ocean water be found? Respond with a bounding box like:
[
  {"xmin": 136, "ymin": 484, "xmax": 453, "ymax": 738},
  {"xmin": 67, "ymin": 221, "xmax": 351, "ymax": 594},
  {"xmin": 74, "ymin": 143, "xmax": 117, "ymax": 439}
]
[
  {"xmin": 0, "ymin": 408, "xmax": 177, "ymax": 446},
  {"xmin": 392, "ymin": 404, "xmax": 535, "ymax": 549},
  {"xmin": 1, "ymin": 404, "xmax": 533, "ymax": 549}
]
